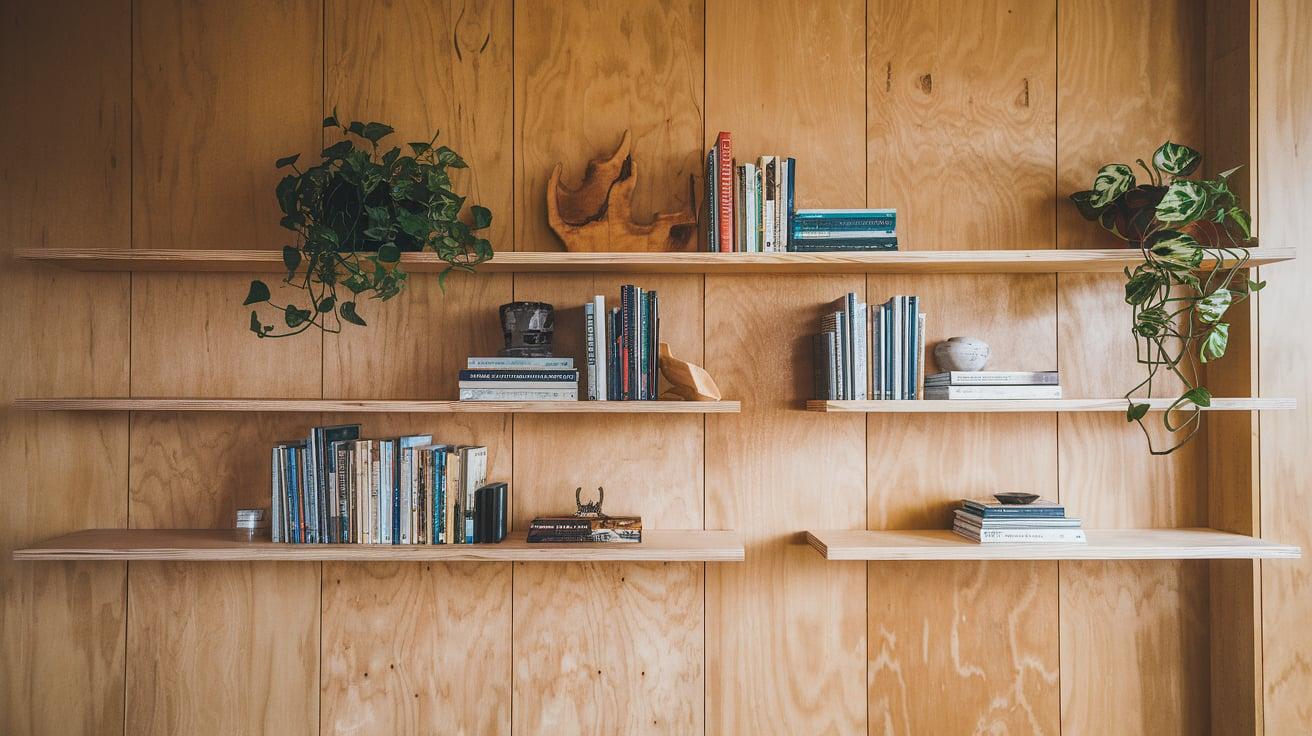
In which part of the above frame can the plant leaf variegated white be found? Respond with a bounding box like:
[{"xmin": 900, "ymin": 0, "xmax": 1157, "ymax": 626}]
[
  {"xmin": 1090, "ymin": 164, "xmax": 1136, "ymax": 207},
  {"xmin": 1155, "ymin": 180, "xmax": 1209, "ymax": 222},
  {"xmin": 1152, "ymin": 141, "xmax": 1201, "ymax": 177}
]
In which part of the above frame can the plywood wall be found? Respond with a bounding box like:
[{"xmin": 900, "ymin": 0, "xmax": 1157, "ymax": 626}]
[{"xmin": 2, "ymin": 1, "xmax": 1308, "ymax": 734}]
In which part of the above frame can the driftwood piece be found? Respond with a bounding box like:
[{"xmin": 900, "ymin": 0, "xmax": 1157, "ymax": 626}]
[
  {"xmin": 547, "ymin": 130, "xmax": 698, "ymax": 252},
  {"xmin": 658, "ymin": 342, "xmax": 722, "ymax": 401}
]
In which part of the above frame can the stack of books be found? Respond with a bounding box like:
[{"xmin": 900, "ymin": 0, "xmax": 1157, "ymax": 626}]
[
  {"xmin": 952, "ymin": 497, "xmax": 1085, "ymax": 544},
  {"xmin": 458, "ymin": 356, "xmax": 578, "ymax": 401},
  {"xmin": 789, "ymin": 209, "xmax": 898, "ymax": 252},
  {"xmin": 813, "ymin": 293, "xmax": 926, "ymax": 400},
  {"xmin": 582, "ymin": 284, "xmax": 659, "ymax": 400},
  {"xmin": 704, "ymin": 131, "xmax": 796, "ymax": 252},
  {"xmin": 925, "ymin": 371, "xmax": 1061, "ymax": 400},
  {"xmin": 526, "ymin": 515, "xmax": 643, "ymax": 544},
  {"xmin": 271, "ymin": 424, "xmax": 506, "ymax": 545}
]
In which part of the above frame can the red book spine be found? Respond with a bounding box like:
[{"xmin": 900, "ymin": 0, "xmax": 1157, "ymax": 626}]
[{"xmin": 716, "ymin": 131, "xmax": 733, "ymax": 252}]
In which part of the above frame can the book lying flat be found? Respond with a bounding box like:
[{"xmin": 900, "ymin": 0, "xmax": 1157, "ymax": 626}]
[
  {"xmin": 953, "ymin": 509, "xmax": 1081, "ymax": 528},
  {"xmin": 458, "ymin": 388, "xmax": 579, "ymax": 401},
  {"xmin": 467, "ymin": 357, "xmax": 575, "ymax": 369},
  {"xmin": 924, "ymin": 385, "xmax": 1062, "ymax": 400},
  {"xmin": 925, "ymin": 371, "xmax": 1059, "ymax": 386},
  {"xmin": 526, "ymin": 516, "xmax": 642, "ymax": 543},
  {"xmin": 961, "ymin": 498, "xmax": 1064, "ymax": 517},
  {"xmin": 953, "ymin": 523, "xmax": 1087, "ymax": 544}
]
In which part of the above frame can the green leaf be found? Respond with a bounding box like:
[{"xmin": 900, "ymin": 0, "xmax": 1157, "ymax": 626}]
[
  {"xmin": 275, "ymin": 153, "xmax": 300, "ymax": 169},
  {"xmin": 1069, "ymin": 190, "xmax": 1106, "ymax": 221},
  {"xmin": 1197, "ymin": 288, "xmax": 1232, "ymax": 323},
  {"xmin": 282, "ymin": 245, "xmax": 301, "ymax": 274},
  {"xmin": 1218, "ymin": 165, "xmax": 1243, "ymax": 179},
  {"xmin": 377, "ymin": 242, "xmax": 401, "ymax": 263},
  {"xmin": 1201, "ymin": 322, "xmax": 1230, "ymax": 363},
  {"xmin": 1152, "ymin": 141, "xmax": 1201, "ymax": 176},
  {"xmin": 1227, "ymin": 207, "xmax": 1253, "ymax": 239},
  {"xmin": 1183, "ymin": 386, "xmax": 1212, "ymax": 407},
  {"xmin": 360, "ymin": 122, "xmax": 394, "ymax": 145},
  {"xmin": 279, "ymin": 214, "xmax": 304, "ymax": 231},
  {"xmin": 381, "ymin": 146, "xmax": 401, "ymax": 167},
  {"xmin": 1145, "ymin": 229, "xmax": 1204, "ymax": 271},
  {"xmin": 1090, "ymin": 164, "xmax": 1136, "ymax": 207},
  {"xmin": 316, "ymin": 295, "xmax": 336, "ymax": 313},
  {"xmin": 347, "ymin": 121, "xmax": 366, "ymax": 137},
  {"xmin": 243, "ymin": 280, "xmax": 271, "ymax": 305},
  {"xmin": 1125, "ymin": 270, "xmax": 1163, "ymax": 305},
  {"xmin": 1155, "ymin": 180, "xmax": 1209, "ymax": 223},
  {"xmin": 470, "ymin": 205, "xmax": 492, "ymax": 230},
  {"xmin": 1127, "ymin": 402, "xmax": 1151, "ymax": 421},
  {"xmin": 408, "ymin": 141, "xmax": 431, "ymax": 156},
  {"xmin": 285, "ymin": 305, "xmax": 312, "ymax": 328},
  {"xmin": 321, "ymin": 140, "xmax": 354, "ymax": 159},
  {"xmin": 396, "ymin": 211, "xmax": 431, "ymax": 239},
  {"xmin": 249, "ymin": 310, "xmax": 266, "ymax": 337},
  {"xmin": 1248, "ymin": 278, "xmax": 1267, "ymax": 293},
  {"xmin": 1134, "ymin": 307, "xmax": 1170, "ymax": 337},
  {"xmin": 435, "ymin": 145, "xmax": 467, "ymax": 169},
  {"xmin": 275, "ymin": 174, "xmax": 298, "ymax": 215},
  {"xmin": 340, "ymin": 301, "xmax": 367, "ymax": 326},
  {"xmin": 322, "ymin": 114, "xmax": 339, "ymax": 128}
]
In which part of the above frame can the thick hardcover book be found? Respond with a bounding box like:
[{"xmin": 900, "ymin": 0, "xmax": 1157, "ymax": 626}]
[
  {"xmin": 961, "ymin": 499, "xmax": 1065, "ymax": 517},
  {"xmin": 792, "ymin": 229, "xmax": 896, "ymax": 240},
  {"xmin": 906, "ymin": 296, "xmax": 919, "ymax": 400},
  {"xmin": 474, "ymin": 482, "xmax": 508, "ymax": 543},
  {"xmin": 705, "ymin": 145, "xmax": 718, "ymax": 252},
  {"xmin": 785, "ymin": 157, "xmax": 796, "ymax": 249},
  {"xmin": 926, "ymin": 371, "xmax": 1061, "ymax": 386},
  {"xmin": 813, "ymin": 333, "xmax": 835, "ymax": 400},
  {"xmin": 608, "ymin": 308, "xmax": 621, "ymax": 400},
  {"xmin": 795, "ymin": 208, "xmax": 897, "ymax": 224},
  {"xmin": 647, "ymin": 291, "xmax": 659, "ymax": 400},
  {"xmin": 819, "ymin": 311, "xmax": 846, "ymax": 399},
  {"xmin": 459, "ymin": 446, "xmax": 488, "ymax": 544},
  {"xmin": 467, "ymin": 356, "xmax": 574, "ymax": 369},
  {"xmin": 458, "ymin": 370, "xmax": 578, "ymax": 381},
  {"xmin": 716, "ymin": 131, "xmax": 733, "ymax": 252},
  {"xmin": 925, "ymin": 385, "xmax": 1063, "ymax": 400},
  {"xmin": 787, "ymin": 239, "xmax": 899, "ymax": 252},
  {"xmin": 459, "ymin": 388, "xmax": 579, "ymax": 401},
  {"xmin": 952, "ymin": 523, "xmax": 1087, "ymax": 544},
  {"xmin": 593, "ymin": 295, "xmax": 608, "ymax": 400},
  {"xmin": 760, "ymin": 156, "xmax": 777, "ymax": 251},
  {"xmin": 526, "ymin": 515, "xmax": 643, "ymax": 543},
  {"xmin": 459, "ymin": 380, "xmax": 579, "ymax": 390}
]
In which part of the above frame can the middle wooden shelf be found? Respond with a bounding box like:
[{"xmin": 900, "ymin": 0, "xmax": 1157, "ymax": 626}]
[
  {"xmin": 804, "ymin": 398, "xmax": 1295, "ymax": 413},
  {"xmin": 12, "ymin": 398, "xmax": 741, "ymax": 414}
]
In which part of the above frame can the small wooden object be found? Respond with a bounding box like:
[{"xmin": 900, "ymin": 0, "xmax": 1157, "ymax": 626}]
[
  {"xmin": 546, "ymin": 130, "xmax": 698, "ymax": 252},
  {"xmin": 658, "ymin": 342, "xmax": 722, "ymax": 401}
]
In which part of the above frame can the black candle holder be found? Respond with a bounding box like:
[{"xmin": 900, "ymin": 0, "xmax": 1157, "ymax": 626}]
[{"xmin": 499, "ymin": 301, "xmax": 555, "ymax": 357}]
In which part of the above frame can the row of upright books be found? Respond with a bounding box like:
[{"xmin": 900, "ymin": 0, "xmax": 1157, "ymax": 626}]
[
  {"xmin": 704, "ymin": 131, "xmax": 898, "ymax": 252},
  {"xmin": 271, "ymin": 424, "xmax": 507, "ymax": 545},
  {"xmin": 952, "ymin": 497, "xmax": 1086, "ymax": 544},
  {"xmin": 582, "ymin": 284, "xmax": 660, "ymax": 400},
  {"xmin": 812, "ymin": 293, "xmax": 926, "ymax": 400},
  {"xmin": 925, "ymin": 371, "xmax": 1062, "ymax": 400}
]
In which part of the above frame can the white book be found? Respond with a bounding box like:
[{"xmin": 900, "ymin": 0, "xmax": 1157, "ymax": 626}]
[
  {"xmin": 399, "ymin": 447, "xmax": 412, "ymax": 545},
  {"xmin": 953, "ymin": 509, "xmax": 1083, "ymax": 529},
  {"xmin": 925, "ymin": 385, "xmax": 1063, "ymax": 400},
  {"xmin": 271, "ymin": 447, "xmax": 282, "ymax": 543},
  {"xmin": 461, "ymin": 447, "xmax": 488, "ymax": 544},
  {"xmin": 759, "ymin": 156, "xmax": 777, "ymax": 252},
  {"xmin": 776, "ymin": 159, "xmax": 788, "ymax": 250},
  {"xmin": 870, "ymin": 304, "xmax": 883, "ymax": 400},
  {"xmin": 594, "ymin": 295, "xmax": 608, "ymax": 400},
  {"xmin": 891, "ymin": 297, "xmax": 904, "ymax": 400},
  {"xmin": 916, "ymin": 312, "xmax": 926, "ymax": 399},
  {"xmin": 584, "ymin": 302, "xmax": 598, "ymax": 400},
  {"xmin": 792, "ymin": 229, "xmax": 896, "ymax": 239},
  {"xmin": 466, "ymin": 356, "xmax": 574, "ymax": 369},
  {"xmin": 742, "ymin": 164, "xmax": 758, "ymax": 252},
  {"xmin": 926, "ymin": 371, "xmax": 1061, "ymax": 386},
  {"xmin": 459, "ymin": 388, "xmax": 579, "ymax": 401},
  {"xmin": 459, "ymin": 380, "xmax": 578, "ymax": 390},
  {"xmin": 853, "ymin": 299, "xmax": 867, "ymax": 401},
  {"xmin": 953, "ymin": 523, "xmax": 1087, "ymax": 544}
]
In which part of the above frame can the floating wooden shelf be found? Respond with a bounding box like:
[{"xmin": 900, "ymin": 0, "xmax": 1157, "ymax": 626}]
[
  {"xmin": 14, "ymin": 529, "xmax": 745, "ymax": 562},
  {"xmin": 806, "ymin": 529, "xmax": 1301, "ymax": 561},
  {"xmin": 12, "ymin": 398, "xmax": 740, "ymax": 414},
  {"xmin": 804, "ymin": 397, "xmax": 1295, "ymax": 413},
  {"xmin": 15, "ymin": 247, "xmax": 1296, "ymax": 275}
]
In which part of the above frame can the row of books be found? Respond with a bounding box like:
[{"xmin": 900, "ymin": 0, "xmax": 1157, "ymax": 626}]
[
  {"xmin": 583, "ymin": 284, "xmax": 660, "ymax": 400},
  {"xmin": 459, "ymin": 356, "xmax": 578, "ymax": 401},
  {"xmin": 925, "ymin": 371, "xmax": 1062, "ymax": 400},
  {"xmin": 952, "ymin": 497, "xmax": 1086, "ymax": 544},
  {"xmin": 705, "ymin": 131, "xmax": 796, "ymax": 252},
  {"xmin": 790, "ymin": 209, "xmax": 898, "ymax": 252},
  {"xmin": 270, "ymin": 424, "xmax": 507, "ymax": 545},
  {"xmin": 812, "ymin": 293, "xmax": 926, "ymax": 400}
]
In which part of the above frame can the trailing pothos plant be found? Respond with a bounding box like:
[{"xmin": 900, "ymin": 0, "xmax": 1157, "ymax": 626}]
[
  {"xmin": 244, "ymin": 112, "xmax": 493, "ymax": 337},
  {"xmin": 1071, "ymin": 141, "xmax": 1264, "ymax": 455}
]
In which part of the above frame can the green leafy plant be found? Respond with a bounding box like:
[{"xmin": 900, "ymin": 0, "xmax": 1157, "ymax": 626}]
[
  {"xmin": 244, "ymin": 112, "xmax": 493, "ymax": 337},
  {"xmin": 1071, "ymin": 141, "xmax": 1264, "ymax": 455}
]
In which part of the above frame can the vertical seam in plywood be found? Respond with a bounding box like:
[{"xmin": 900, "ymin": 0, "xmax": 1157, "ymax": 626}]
[
  {"xmin": 863, "ymin": 1, "xmax": 870, "ymax": 733},
  {"xmin": 124, "ymin": 0, "xmax": 135, "ymax": 730},
  {"xmin": 1252, "ymin": 2, "xmax": 1264, "ymax": 730},
  {"xmin": 510, "ymin": 4, "xmax": 517, "ymax": 733},
  {"xmin": 1052, "ymin": 2, "xmax": 1062, "ymax": 734},
  {"xmin": 700, "ymin": 3, "xmax": 708, "ymax": 732},
  {"xmin": 317, "ymin": 3, "xmax": 326, "ymax": 735}
]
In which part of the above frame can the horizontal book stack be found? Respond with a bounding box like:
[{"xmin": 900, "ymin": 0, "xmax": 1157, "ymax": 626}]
[
  {"xmin": 459, "ymin": 356, "xmax": 578, "ymax": 401},
  {"xmin": 925, "ymin": 370, "xmax": 1061, "ymax": 400},
  {"xmin": 812, "ymin": 293, "xmax": 926, "ymax": 400},
  {"xmin": 705, "ymin": 131, "xmax": 796, "ymax": 252},
  {"xmin": 527, "ymin": 515, "xmax": 643, "ymax": 544},
  {"xmin": 952, "ymin": 497, "xmax": 1086, "ymax": 544},
  {"xmin": 789, "ymin": 208, "xmax": 898, "ymax": 252},
  {"xmin": 583, "ymin": 285, "xmax": 659, "ymax": 400},
  {"xmin": 271, "ymin": 425, "xmax": 507, "ymax": 545}
]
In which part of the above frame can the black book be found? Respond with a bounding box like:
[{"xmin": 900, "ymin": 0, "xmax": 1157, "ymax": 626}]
[
  {"xmin": 474, "ymin": 482, "xmax": 508, "ymax": 543},
  {"xmin": 647, "ymin": 290, "xmax": 659, "ymax": 400}
]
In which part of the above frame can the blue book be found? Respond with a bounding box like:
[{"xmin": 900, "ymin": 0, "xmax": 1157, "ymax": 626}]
[
  {"xmin": 907, "ymin": 296, "xmax": 919, "ymax": 399},
  {"xmin": 962, "ymin": 499, "xmax": 1065, "ymax": 517},
  {"xmin": 794, "ymin": 217, "xmax": 897, "ymax": 231},
  {"xmin": 795, "ymin": 208, "xmax": 896, "ymax": 220},
  {"xmin": 785, "ymin": 157, "xmax": 796, "ymax": 248},
  {"xmin": 286, "ymin": 445, "xmax": 303, "ymax": 544},
  {"xmin": 429, "ymin": 448, "xmax": 449, "ymax": 544}
]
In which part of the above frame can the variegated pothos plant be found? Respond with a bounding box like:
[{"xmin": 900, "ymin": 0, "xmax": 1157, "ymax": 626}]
[{"xmin": 1071, "ymin": 141, "xmax": 1265, "ymax": 455}]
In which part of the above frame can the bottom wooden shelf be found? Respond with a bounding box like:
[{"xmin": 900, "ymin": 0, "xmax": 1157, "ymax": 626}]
[
  {"xmin": 14, "ymin": 529, "xmax": 745, "ymax": 562},
  {"xmin": 806, "ymin": 528, "xmax": 1302, "ymax": 561}
]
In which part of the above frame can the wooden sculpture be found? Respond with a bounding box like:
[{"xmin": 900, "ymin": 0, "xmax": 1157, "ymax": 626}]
[
  {"xmin": 658, "ymin": 342, "xmax": 722, "ymax": 401},
  {"xmin": 547, "ymin": 130, "xmax": 698, "ymax": 252}
]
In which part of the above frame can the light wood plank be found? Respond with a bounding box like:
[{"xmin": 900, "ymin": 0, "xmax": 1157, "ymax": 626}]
[
  {"xmin": 15, "ymin": 529, "xmax": 745, "ymax": 562},
  {"xmin": 809, "ymin": 529, "xmax": 1300, "ymax": 560},
  {"xmin": 0, "ymin": 2, "xmax": 131, "ymax": 734},
  {"xmin": 1257, "ymin": 0, "xmax": 1312, "ymax": 732},
  {"xmin": 13, "ymin": 398, "xmax": 741, "ymax": 413},
  {"xmin": 25, "ymin": 246, "xmax": 1295, "ymax": 274},
  {"xmin": 808, "ymin": 398, "xmax": 1293, "ymax": 412}
]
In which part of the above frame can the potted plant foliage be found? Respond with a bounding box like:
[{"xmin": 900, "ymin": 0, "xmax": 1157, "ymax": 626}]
[
  {"xmin": 244, "ymin": 112, "xmax": 493, "ymax": 337},
  {"xmin": 1071, "ymin": 141, "xmax": 1264, "ymax": 454}
]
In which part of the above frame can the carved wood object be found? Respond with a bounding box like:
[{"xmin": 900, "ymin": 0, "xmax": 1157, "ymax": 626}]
[{"xmin": 658, "ymin": 342, "xmax": 722, "ymax": 401}]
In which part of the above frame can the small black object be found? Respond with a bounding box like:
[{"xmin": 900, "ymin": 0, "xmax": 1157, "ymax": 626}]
[
  {"xmin": 994, "ymin": 492, "xmax": 1040, "ymax": 505},
  {"xmin": 499, "ymin": 302, "xmax": 554, "ymax": 357},
  {"xmin": 475, "ymin": 482, "xmax": 508, "ymax": 543}
]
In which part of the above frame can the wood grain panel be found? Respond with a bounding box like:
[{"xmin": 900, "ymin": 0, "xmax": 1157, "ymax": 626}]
[
  {"xmin": 511, "ymin": 273, "xmax": 705, "ymax": 735},
  {"xmin": 868, "ymin": 0, "xmax": 1056, "ymax": 249},
  {"xmin": 127, "ymin": 2, "xmax": 324, "ymax": 734},
  {"xmin": 1257, "ymin": 0, "xmax": 1312, "ymax": 732},
  {"xmin": 1056, "ymin": 2, "xmax": 1209, "ymax": 732},
  {"xmin": 514, "ymin": 0, "xmax": 704, "ymax": 251},
  {"xmin": 0, "ymin": 1, "xmax": 131, "ymax": 733},
  {"xmin": 866, "ymin": 275, "xmax": 1059, "ymax": 733}
]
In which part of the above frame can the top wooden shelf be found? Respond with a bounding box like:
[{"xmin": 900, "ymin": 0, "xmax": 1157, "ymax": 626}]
[{"xmin": 15, "ymin": 247, "xmax": 1296, "ymax": 275}]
